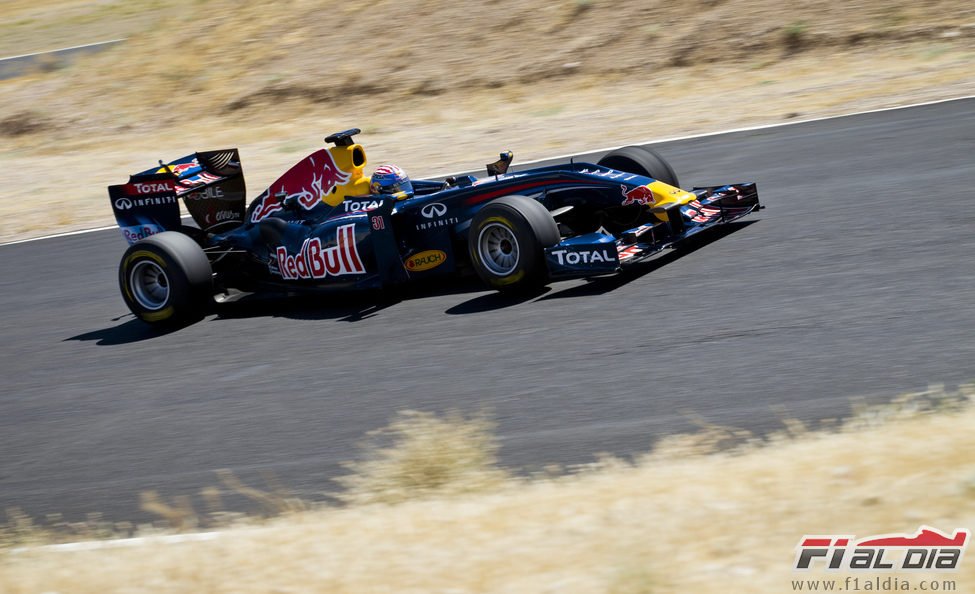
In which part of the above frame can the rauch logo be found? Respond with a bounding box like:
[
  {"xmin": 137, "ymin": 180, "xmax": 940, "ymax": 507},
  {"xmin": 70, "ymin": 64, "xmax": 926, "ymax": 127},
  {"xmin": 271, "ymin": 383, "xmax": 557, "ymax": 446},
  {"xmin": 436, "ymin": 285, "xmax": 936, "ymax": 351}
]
[{"xmin": 404, "ymin": 250, "xmax": 446, "ymax": 272}]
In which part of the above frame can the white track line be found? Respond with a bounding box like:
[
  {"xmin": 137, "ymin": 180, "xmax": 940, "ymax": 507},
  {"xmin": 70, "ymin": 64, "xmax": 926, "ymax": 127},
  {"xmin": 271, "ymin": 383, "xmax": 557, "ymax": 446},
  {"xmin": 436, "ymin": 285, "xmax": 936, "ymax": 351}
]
[
  {"xmin": 498, "ymin": 94, "xmax": 975, "ymax": 169},
  {"xmin": 0, "ymin": 39, "xmax": 127, "ymax": 61},
  {"xmin": 3, "ymin": 94, "xmax": 972, "ymax": 248},
  {"xmin": 10, "ymin": 531, "xmax": 221, "ymax": 555},
  {"xmin": 1, "ymin": 225, "xmax": 119, "ymax": 246}
]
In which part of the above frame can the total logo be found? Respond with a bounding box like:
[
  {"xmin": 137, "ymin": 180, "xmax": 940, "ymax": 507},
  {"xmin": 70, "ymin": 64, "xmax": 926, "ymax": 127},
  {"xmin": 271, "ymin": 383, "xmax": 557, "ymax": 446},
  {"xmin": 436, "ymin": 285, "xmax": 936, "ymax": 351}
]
[
  {"xmin": 274, "ymin": 224, "xmax": 366, "ymax": 280},
  {"xmin": 794, "ymin": 526, "xmax": 969, "ymax": 573},
  {"xmin": 549, "ymin": 248, "xmax": 617, "ymax": 266},
  {"xmin": 124, "ymin": 181, "xmax": 175, "ymax": 196},
  {"xmin": 342, "ymin": 199, "xmax": 382, "ymax": 213},
  {"xmin": 404, "ymin": 250, "xmax": 446, "ymax": 272}
]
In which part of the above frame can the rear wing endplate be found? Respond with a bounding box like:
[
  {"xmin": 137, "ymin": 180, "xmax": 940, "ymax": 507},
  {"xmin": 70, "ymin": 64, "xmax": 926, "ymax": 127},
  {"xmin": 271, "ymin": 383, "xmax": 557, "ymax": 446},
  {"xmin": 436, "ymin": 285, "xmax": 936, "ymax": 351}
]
[{"xmin": 108, "ymin": 149, "xmax": 246, "ymax": 244}]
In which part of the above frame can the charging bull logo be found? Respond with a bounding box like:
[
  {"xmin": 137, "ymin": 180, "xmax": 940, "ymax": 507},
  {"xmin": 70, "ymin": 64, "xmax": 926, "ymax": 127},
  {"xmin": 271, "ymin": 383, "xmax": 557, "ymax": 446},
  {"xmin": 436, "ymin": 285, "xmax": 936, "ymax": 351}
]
[
  {"xmin": 274, "ymin": 224, "xmax": 365, "ymax": 280},
  {"xmin": 166, "ymin": 160, "xmax": 200, "ymax": 176},
  {"xmin": 252, "ymin": 150, "xmax": 352, "ymax": 223},
  {"xmin": 157, "ymin": 159, "xmax": 223, "ymax": 194},
  {"xmin": 621, "ymin": 184, "xmax": 656, "ymax": 206}
]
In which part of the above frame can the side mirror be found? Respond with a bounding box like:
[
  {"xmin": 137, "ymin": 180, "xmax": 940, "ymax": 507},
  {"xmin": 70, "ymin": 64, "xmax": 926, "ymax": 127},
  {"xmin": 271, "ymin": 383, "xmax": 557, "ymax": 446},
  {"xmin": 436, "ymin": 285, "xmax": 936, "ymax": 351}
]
[{"xmin": 486, "ymin": 151, "xmax": 514, "ymax": 176}]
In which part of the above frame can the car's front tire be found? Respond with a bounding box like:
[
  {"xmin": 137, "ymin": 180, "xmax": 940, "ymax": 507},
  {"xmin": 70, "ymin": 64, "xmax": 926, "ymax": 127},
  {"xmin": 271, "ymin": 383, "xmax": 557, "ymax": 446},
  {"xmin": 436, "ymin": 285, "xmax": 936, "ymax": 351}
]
[
  {"xmin": 119, "ymin": 232, "xmax": 212, "ymax": 325},
  {"xmin": 598, "ymin": 145, "xmax": 680, "ymax": 187},
  {"xmin": 468, "ymin": 195, "xmax": 560, "ymax": 294}
]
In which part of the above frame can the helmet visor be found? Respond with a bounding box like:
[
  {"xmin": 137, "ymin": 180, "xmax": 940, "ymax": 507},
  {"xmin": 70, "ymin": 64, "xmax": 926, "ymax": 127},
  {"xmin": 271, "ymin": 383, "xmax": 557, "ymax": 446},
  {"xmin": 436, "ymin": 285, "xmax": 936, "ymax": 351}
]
[{"xmin": 374, "ymin": 178, "xmax": 413, "ymax": 196}]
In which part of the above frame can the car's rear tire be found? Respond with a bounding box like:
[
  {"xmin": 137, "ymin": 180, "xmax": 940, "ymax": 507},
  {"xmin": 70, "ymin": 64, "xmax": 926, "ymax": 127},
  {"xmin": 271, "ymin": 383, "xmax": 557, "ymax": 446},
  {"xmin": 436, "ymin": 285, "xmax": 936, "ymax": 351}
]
[
  {"xmin": 468, "ymin": 195, "xmax": 560, "ymax": 294},
  {"xmin": 119, "ymin": 231, "xmax": 213, "ymax": 325},
  {"xmin": 598, "ymin": 146, "xmax": 680, "ymax": 188}
]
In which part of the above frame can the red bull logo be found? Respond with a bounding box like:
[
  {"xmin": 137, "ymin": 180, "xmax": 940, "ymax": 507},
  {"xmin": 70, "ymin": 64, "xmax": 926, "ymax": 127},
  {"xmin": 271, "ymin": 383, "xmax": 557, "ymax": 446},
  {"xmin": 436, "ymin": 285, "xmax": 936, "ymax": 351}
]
[
  {"xmin": 175, "ymin": 172, "xmax": 221, "ymax": 194},
  {"xmin": 275, "ymin": 224, "xmax": 365, "ymax": 280},
  {"xmin": 621, "ymin": 184, "xmax": 656, "ymax": 206},
  {"xmin": 158, "ymin": 159, "xmax": 224, "ymax": 195},
  {"xmin": 251, "ymin": 192, "xmax": 284, "ymax": 222},
  {"xmin": 252, "ymin": 150, "xmax": 352, "ymax": 222},
  {"xmin": 167, "ymin": 160, "xmax": 199, "ymax": 176},
  {"xmin": 121, "ymin": 224, "xmax": 164, "ymax": 244}
]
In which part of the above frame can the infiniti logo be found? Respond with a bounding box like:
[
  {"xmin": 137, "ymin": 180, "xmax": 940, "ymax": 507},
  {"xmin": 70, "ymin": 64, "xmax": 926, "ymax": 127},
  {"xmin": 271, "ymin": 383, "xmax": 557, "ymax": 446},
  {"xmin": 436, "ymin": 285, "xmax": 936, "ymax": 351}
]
[
  {"xmin": 420, "ymin": 202, "xmax": 447, "ymax": 218},
  {"xmin": 115, "ymin": 198, "xmax": 133, "ymax": 210}
]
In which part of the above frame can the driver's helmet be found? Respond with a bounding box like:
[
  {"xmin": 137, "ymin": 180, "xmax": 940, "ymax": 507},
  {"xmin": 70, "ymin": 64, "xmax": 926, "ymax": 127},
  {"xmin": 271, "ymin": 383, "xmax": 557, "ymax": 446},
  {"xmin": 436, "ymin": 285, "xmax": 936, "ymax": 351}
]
[{"xmin": 370, "ymin": 165, "xmax": 414, "ymax": 201}]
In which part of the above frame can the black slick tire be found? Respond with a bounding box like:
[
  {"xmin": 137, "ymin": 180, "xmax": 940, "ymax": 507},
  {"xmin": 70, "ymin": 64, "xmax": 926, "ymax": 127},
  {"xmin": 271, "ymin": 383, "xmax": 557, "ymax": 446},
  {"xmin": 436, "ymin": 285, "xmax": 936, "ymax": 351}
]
[
  {"xmin": 598, "ymin": 146, "xmax": 680, "ymax": 188},
  {"xmin": 468, "ymin": 195, "xmax": 560, "ymax": 294},
  {"xmin": 118, "ymin": 231, "xmax": 213, "ymax": 325}
]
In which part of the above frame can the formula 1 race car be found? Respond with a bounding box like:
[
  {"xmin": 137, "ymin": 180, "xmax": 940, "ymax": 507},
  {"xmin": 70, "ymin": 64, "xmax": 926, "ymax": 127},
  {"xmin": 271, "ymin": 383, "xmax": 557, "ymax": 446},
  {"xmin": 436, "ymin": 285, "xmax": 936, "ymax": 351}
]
[{"xmin": 109, "ymin": 129, "xmax": 761, "ymax": 325}]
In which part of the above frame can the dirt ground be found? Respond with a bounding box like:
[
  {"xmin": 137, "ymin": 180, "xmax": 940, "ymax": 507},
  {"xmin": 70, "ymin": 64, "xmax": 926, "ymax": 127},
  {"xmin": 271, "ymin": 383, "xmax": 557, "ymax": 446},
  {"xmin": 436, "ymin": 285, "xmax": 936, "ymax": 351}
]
[{"xmin": 1, "ymin": 0, "xmax": 974, "ymax": 243}]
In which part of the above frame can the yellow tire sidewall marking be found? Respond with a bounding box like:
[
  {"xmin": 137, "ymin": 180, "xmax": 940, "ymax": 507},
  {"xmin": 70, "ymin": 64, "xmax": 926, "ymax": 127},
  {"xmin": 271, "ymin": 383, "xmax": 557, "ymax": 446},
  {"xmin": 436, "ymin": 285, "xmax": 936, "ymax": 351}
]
[
  {"xmin": 123, "ymin": 250, "xmax": 174, "ymax": 320},
  {"xmin": 477, "ymin": 216, "xmax": 526, "ymax": 286}
]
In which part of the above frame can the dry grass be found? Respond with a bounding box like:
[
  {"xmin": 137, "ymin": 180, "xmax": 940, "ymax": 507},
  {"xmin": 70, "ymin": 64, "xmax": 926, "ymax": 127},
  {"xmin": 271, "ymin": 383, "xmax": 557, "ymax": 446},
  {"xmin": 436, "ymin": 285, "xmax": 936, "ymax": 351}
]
[
  {"xmin": 334, "ymin": 410, "xmax": 510, "ymax": 505},
  {"xmin": 2, "ymin": 384, "xmax": 974, "ymax": 593}
]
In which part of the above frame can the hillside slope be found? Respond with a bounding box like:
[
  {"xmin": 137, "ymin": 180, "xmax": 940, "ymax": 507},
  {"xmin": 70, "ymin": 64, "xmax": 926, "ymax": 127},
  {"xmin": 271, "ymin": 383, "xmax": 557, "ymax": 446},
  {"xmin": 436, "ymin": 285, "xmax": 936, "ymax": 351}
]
[{"xmin": 1, "ymin": 0, "xmax": 974, "ymax": 241}]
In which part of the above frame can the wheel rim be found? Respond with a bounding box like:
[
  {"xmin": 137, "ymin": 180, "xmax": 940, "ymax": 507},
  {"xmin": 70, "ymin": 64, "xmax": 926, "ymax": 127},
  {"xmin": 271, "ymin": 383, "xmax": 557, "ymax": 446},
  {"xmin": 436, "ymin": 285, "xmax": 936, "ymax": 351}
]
[
  {"xmin": 129, "ymin": 260, "xmax": 170, "ymax": 310},
  {"xmin": 477, "ymin": 222, "xmax": 520, "ymax": 275}
]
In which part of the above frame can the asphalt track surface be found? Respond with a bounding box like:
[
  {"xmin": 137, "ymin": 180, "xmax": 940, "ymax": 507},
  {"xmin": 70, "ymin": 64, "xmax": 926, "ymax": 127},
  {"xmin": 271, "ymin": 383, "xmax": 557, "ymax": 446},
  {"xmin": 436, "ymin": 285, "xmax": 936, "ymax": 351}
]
[{"xmin": 2, "ymin": 99, "xmax": 974, "ymax": 525}]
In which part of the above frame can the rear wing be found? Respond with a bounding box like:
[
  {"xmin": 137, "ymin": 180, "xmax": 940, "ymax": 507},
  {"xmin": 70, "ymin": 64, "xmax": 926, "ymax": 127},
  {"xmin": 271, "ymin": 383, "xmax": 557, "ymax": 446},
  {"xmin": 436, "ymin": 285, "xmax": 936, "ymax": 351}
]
[{"xmin": 108, "ymin": 149, "xmax": 246, "ymax": 244}]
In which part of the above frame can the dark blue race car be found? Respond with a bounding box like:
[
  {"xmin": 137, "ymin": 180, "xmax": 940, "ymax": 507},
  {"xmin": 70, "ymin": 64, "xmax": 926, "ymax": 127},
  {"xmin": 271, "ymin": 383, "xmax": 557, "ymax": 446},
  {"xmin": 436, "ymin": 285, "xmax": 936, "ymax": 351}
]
[{"xmin": 109, "ymin": 129, "xmax": 760, "ymax": 325}]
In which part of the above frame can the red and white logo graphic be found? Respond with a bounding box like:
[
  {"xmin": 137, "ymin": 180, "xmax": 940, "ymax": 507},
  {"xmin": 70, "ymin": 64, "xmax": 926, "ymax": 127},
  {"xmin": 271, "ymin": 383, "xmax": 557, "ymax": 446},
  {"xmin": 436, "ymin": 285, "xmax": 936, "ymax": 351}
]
[
  {"xmin": 794, "ymin": 526, "xmax": 969, "ymax": 573},
  {"xmin": 617, "ymin": 245, "xmax": 642, "ymax": 261},
  {"xmin": 274, "ymin": 224, "xmax": 365, "ymax": 280},
  {"xmin": 121, "ymin": 224, "xmax": 165, "ymax": 244},
  {"xmin": 252, "ymin": 150, "xmax": 351, "ymax": 223},
  {"xmin": 374, "ymin": 164, "xmax": 404, "ymax": 176},
  {"xmin": 165, "ymin": 160, "xmax": 199, "ymax": 177},
  {"xmin": 621, "ymin": 184, "xmax": 656, "ymax": 206}
]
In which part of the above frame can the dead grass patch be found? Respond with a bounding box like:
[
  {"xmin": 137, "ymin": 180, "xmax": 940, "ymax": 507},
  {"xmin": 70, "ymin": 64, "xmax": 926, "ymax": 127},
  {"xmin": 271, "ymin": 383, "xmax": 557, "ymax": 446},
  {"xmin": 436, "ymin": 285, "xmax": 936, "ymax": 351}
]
[{"xmin": 334, "ymin": 410, "xmax": 510, "ymax": 505}]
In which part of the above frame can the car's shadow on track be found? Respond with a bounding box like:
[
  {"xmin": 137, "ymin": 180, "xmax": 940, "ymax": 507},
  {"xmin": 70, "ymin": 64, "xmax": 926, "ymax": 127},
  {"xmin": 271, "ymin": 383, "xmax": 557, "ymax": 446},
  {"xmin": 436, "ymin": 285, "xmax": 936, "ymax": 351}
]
[
  {"xmin": 535, "ymin": 221, "xmax": 756, "ymax": 300},
  {"xmin": 448, "ymin": 221, "xmax": 756, "ymax": 311},
  {"xmin": 68, "ymin": 222, "xmax": 756, "ymax": 343},
  {"xmin": 66, "ymin": 316, "xmax": 188, "ymax": 345},
  {"xmin": 212, "ymin": 275, "xmax": 493, "ymax": 323}
]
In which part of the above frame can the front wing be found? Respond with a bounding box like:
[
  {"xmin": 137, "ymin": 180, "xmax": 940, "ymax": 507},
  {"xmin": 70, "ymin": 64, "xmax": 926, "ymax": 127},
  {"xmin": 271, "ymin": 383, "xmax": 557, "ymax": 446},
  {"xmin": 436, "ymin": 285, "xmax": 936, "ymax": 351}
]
[{"xmin": 545, "ymin": 182, "xmax": 760, "ymax": 277}]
